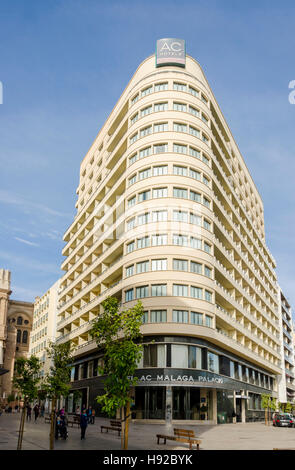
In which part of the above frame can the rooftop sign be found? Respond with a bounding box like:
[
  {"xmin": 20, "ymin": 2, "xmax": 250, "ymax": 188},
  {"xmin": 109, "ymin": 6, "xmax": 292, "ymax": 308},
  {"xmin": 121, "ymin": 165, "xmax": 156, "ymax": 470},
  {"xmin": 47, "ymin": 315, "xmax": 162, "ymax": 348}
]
[{"xmin": 156, "ymin": 38, "xmax": 185, "ymax": 68}]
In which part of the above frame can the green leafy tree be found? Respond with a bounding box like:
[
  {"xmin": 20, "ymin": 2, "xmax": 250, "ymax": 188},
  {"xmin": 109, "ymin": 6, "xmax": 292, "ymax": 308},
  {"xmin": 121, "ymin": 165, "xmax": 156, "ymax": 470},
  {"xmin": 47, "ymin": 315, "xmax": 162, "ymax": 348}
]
[
  {"xmin": 43, "ymin": 341, "xmax": 73, "ymax": 450},
  {"xmin": 90, "ymin": 296, "xmax": 144, "ymax": 449},
  {"xmin": 261, "ymin": 394, "xmax": 273, "ymax": 425},
  {"xmin": 12, "ymin": 356, "xmax": 41, "ymax": 450}
]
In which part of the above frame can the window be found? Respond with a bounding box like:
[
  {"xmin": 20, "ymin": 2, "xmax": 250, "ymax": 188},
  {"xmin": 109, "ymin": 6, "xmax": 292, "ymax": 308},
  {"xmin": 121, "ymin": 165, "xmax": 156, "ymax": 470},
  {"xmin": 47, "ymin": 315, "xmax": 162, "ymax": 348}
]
[
  {"xmin": 130, "ymin": 113, "xmax": 138, "ymax": 124},
  {"xmin": 128, "ymin": 196, "xmax": 136, "ymax": 208},
  {"xmin": 127, "ymin": 241, "xmax": 135, "ymax": 253},
  {"xmin": 141, "ymin": 105, "xmax": 152, "ymax": 117},
  {"xmin": 189, "ymin": 147, "xmax": 201, "ymax": 159},
  {"xmin": 22, "ymin": 330, "xmax": 28, "ymax": 344},
  {"xmin": 189, "ymin": 105, "xmax": 199, "ymax": 117},
  {"xmin": 136, "ymin": 286, "xmax": 149, "ymax": 299},
  {"xmin": 129, "ymin": 153, "xmax": 138, "ymax": 165},
  {"xmin": 130, "ymin": 133, "xmax": 138, "ymax": 144},
  {"xmin": 142, "ymin": 311, "xmax": 149, "ymax": 323},
  {"xmin": 126, "ymin": 265, "xmax": 134, "ymax": 277},
  {"xmin": 155, "ymin": 82, "xmax": 168, "ymax": 92},
  {"xmin": 205, "ymin": 315, "xmax": 213, "ymax": 328},
  {"xmin": 202, "ymin": 154, "xmax": 210, "ymax": 165},
  {"xmin": 137, "ymin": 212, "xmax": 150, "ymax": 225},
  {"xmin": 125, "ymin": 289, "xmax": 134, "ymax": 302},
  {"xmin": 191, "ymin": 286, "xmax": 203, "ymax": 299},
  {"xmin": 189, "ymin": 86, "xmax": 199, "ymax": 97},
  {"xmin": 173, "ymin": 234, "xmax": 188, "ymax": 246},
  {"xmin": 139, "ymin": 146, "xmax": 151, "ymax": 158},
  {"xmin": 140, "ymin": 126, "xmax": 152, "ymax": 137},
  {"xmin": 203, "ymin": 197, "xmax": 211, "ymax": 209},
  {"xmin": 190, "ymin": 190, "xmax": 201, "ymax": 202},
  {"xmin": 173, "ymin": 187, "xmax": 188, "ymax": 198},
  {"xmin": 208, "ymin": 351, "xmax": 219, "ymax": 373},
  {"xmin": 141, "ymin": 85, "xmax": 153, "ymax": 97},
  {"xmin": 203, "ymin": 219, "xmax": 211, "ymax": 230},
  {"xmin": 153, "ymin": 165, "xmax": 168, "ymax": 176},
  {"xmin": 152, "ymin": 234, "xmax": 167, "ymax": 246},
  {"xmin": 173, "ymin": 122, "xmax": 187, "ymax": 132},
  {"xmin": 190, "ymin": 261, "xmax": 202, "ymax": 274},
  {"xmin": 189, "ymin": 126, "xmax": 200, "ymax": 137},
  {"xmin": 173, "ymin": 165, "xmax": 187, "ymax": 176},
  {"xmin": 173, "ymin": 310, "xmax": 188, "ymax": 323},
  {"xmin": 128, "ymin": 174, "xmax": 137, "ymax": 186},
  {"xmin": 143, "ymin": 344, "xmax": 166, "ymax": 367},
  {"xmin": 173, "ymin": 82, "xmax": 187, "ymax": 91},
  {"xmin": 191, "ymin": 312, "xmax": 203, "ymax": 325},
  {"xmin": 204, "ymin": 242, "xmax": 211, "ymax": 254},
  {"xmin": 151, "ymin": 259, "xmax": 167, "ymax": 271},
  {"xmin": 127, "ymin": 217, "xmax": 136, "ymax": 230},
  {"xmin": 173, "ymin": 143, "xmax": 187, "ymax": 154},
  {"xmin": 202, "ymin": 114, "xmax": 209, "ymax": 124},
  {"xmin": 203, "ymin": 175, "xmax": 210, "ymax": 186},
  {"xmin": 173, "ymin": 284, "xmax": 188, "ymax": 296},
  {"xmin": 138, "ymin": 190, "xmax": 151, "ymax": 201},
  {"xmin": 151, "ymin": 284, "xmax": 167, "ymax": 296},
  {"xmin": 202, "ymin": 134, "xmax": 209, "ymax": 144},
  {"xmin": 190, "ymin": 213, "xmax": 201, "ymax": 226},
  {"xmin": 201, "ymin": 94, "xmax": 208, "ymax": 105},
  {"xmin": 205, "ymin": 290, "xmax": 213, "ymax": 302},
  {"xmin": 154, "ymin": 122, "xmax": 168, "ymax": 132},
  {"xmin": 173, "ymin": 259, "xmax": 188, "ymax": 271},
  {"xmin": 204, "ymin": 266, "xmax": 212, "ymax": 278},
  {"xmin": 152, "ymin": 210, "xmax": 167, "ymax": 222},
  {"xmin": 154, "ymin": 143, "xmax": 168, "ymax": 153},
  {"xmin": 154, "ymin": 102, "xmax": 168, "ymax": 112},
  {"xmin": 133, "ymin": 232, "xmax": 149, "ymax": 248},
  {"xmin": 171, "ymin": 344, "xmax": 188, "ymax": 368},
  {"xmin": 188, "ymin": 346, "xmax": 202, "ymax": 368},
  {"xmin": 173, "ymin": 210, "xmax": 188, "ymax": 222},
  {"xmin": 150, "ymin": 310, "xmax": 167, "ymax": 323},
  {"xmin": 136, "ymin": 260, "xmax": 149, "ymax": 273},
  {"xmin": 131, "ymin": 93, "xmax": 139, "ymax": 104},
  {"xmin": 17, "ymin": 316, "xmax": 23, "ymax": 325},
  {"xmin": 173, "ymin": 102, "xmax": 187, "ymax": 112},
  {"xmin": 153, "ymin": 187, "xmax": 167, "ymax": 198}
]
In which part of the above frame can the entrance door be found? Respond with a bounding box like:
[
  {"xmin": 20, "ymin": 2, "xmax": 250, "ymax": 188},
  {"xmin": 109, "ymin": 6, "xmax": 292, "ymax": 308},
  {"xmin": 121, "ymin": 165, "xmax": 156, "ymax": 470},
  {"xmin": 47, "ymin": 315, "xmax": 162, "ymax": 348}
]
[{"xmin": 236, "ymin": 398, "xmax": 242, "ymax": 422}]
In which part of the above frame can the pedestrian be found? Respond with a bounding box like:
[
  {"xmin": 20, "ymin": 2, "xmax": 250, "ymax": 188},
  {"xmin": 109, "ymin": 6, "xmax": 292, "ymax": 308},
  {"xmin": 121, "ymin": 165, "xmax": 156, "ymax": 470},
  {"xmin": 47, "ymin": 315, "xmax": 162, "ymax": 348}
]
[
  {"xmin": 91, "ymin": 408, "xmax": 96, "ymax": 424},
  {"xmin": 40, "ymin": 404, "xmax": 45, "ymax": 418},
  {"xmin": 33, "ymin": 404, "xmax": 39, "ymax": 422},
  {"xmin": 26, "ymin": 404, "xmax": 32, "ymax": 421},
  {"xmin": 87, "ymin": 406, "xmax": 92, "ymax": 424},
  {"xmin": 80, "ymin": 409, "xmax": 88, "ymax": 440},
  {"xmin": 59, "ymin": 407, "xmax": 65, "ymax": 417}
]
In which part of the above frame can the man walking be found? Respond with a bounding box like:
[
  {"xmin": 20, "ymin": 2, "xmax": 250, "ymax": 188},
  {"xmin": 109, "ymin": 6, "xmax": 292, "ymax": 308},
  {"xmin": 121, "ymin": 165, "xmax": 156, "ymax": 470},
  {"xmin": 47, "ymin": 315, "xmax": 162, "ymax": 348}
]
[
  {"xmin": 26, "ymin": 404, "xmax": 32, "ymax": 421},
  {"xmin": 80, "ymin": 409, "xmax": 88, "ymax": 440},
  {"xmin": 33, "ymin": 404, "xmax": 39, "ymax": 422}
]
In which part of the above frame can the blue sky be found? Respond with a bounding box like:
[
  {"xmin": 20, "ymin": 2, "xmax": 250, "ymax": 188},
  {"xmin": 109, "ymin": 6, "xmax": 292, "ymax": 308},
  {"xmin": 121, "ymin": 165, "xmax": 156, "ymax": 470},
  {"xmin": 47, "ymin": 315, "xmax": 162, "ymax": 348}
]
[{"xmin": 0, "ymin": 0, "xmax": 294, "ymax": 313}]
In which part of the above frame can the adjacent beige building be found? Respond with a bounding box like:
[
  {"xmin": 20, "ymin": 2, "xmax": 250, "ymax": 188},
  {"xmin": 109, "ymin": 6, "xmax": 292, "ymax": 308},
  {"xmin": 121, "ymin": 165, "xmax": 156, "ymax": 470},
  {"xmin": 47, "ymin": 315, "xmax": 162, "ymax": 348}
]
[
  {"xmin": 0, "ymin": 269, "xmax": 33, "ymax": 402},
  {"xmin": 29, "ymin": 279, "xmax": 60, "ymax": 379},
  {"xmin": 277, "ymin": 288, "xmax": 295, "ymax": 404},
  {"xmin": 56, "ymin": 40, "xmax": 282, "ymax": 423}
]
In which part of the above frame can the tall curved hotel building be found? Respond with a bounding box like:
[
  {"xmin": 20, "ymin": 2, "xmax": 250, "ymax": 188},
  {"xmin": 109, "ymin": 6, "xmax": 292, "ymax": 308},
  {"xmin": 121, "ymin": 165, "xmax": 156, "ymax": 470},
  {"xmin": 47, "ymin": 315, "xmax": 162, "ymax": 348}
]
[{"xmin": 57, "ymin": 39, "xmax": 281, "ymax": 423}]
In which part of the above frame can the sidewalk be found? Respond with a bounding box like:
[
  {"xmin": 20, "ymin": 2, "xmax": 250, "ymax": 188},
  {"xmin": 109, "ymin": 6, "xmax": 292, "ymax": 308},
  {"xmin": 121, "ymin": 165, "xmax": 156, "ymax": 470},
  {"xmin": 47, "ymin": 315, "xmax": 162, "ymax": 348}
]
[{"xmin": 1, "ymin": 413, "xmax": 295, "ymax": 450}]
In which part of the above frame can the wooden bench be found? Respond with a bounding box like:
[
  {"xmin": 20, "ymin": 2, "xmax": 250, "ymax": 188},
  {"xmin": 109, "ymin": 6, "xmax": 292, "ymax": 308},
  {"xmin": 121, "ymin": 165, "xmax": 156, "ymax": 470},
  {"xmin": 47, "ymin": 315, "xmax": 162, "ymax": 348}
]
[
  {"xmin": 101, "ymin": 419, "xmax": 122, "ymax": 436},
  {"xmin": 156, "ymin": 428, "xmax": 201, "ymax": 450},
  {"xmin": 67, "ymin": 419, "xmax": 80, "ymax": 428}
]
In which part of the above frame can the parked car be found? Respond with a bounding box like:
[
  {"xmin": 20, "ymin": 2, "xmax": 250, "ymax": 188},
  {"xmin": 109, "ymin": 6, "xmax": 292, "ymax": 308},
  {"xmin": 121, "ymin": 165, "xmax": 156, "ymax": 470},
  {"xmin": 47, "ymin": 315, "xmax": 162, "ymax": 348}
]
[{"xmin": 273, "ymin": 413, "xmax": 294, "ymax": 427}]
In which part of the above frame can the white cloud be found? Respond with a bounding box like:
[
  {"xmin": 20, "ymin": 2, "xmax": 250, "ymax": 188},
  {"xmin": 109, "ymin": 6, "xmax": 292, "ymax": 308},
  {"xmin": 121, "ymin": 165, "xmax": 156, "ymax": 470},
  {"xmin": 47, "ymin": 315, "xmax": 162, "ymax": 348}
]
[{"xmin": 14, "ymin": 237, "xmax": 39, "ymax": 247}]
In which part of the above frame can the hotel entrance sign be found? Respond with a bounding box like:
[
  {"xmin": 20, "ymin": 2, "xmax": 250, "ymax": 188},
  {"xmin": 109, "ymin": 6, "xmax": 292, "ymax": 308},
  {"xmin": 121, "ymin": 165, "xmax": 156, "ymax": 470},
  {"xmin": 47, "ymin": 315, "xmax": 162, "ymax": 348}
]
[{"xmin": 156, "ymin": 38, "xmax": 185, "ymax": 67}]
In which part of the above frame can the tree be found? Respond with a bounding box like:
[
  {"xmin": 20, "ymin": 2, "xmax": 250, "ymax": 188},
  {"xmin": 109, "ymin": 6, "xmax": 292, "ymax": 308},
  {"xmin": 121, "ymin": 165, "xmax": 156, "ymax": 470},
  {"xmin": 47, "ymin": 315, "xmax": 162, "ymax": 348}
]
[
  {"xmin": 12, "ymin": 356, "xmax": 41, "ymax": 450},
  {"xmin": 90, "ymin": 296, "xmax": 144, "ymax": 450},
  {"xmin": 43, "ymin": 341, "xmax": 73, "ymax": 450},
  {"xmin": 261, "ymin": 394, "xmax": 275, "ymax": 425}
]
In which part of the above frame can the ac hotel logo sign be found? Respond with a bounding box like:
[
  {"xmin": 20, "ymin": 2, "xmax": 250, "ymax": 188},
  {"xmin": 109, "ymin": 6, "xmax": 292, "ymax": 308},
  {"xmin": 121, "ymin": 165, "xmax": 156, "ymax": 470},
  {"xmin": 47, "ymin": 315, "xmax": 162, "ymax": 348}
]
[{"xmin": 156, "ymin": 38, "xmax": 185, "ymax": 68}]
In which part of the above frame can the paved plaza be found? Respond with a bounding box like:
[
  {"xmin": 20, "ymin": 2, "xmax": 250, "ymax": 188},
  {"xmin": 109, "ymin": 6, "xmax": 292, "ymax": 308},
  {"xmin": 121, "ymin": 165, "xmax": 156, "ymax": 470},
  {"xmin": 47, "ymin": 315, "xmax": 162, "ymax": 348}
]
[{"xmin": 1, "ymin": 413, "xmax": 295, "ymax": 450}]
